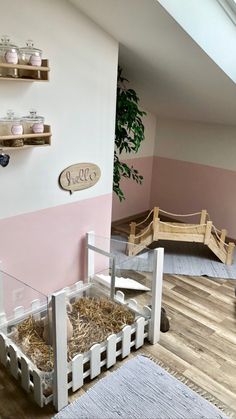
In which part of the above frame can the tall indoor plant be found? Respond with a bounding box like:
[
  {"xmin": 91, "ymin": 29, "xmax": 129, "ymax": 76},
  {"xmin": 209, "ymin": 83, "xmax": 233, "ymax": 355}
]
[{"xmin": 113, "ymin": 67, "xmax": 146, "ymax": 201}]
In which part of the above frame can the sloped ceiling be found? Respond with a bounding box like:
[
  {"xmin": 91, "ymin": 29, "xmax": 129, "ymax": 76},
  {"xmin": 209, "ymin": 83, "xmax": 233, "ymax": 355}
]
[{"xmin": 70, "ymin": 0, "xmax": 236, "ymax": 125}]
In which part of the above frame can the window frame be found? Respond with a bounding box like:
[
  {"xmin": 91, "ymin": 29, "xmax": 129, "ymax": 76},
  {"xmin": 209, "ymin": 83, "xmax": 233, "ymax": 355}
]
[{"xmin": 217, "ymin": 0, "xmax": 236, "ymax": 24}]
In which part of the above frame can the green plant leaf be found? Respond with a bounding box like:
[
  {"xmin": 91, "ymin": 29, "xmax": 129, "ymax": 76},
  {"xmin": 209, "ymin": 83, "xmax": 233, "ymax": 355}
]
[{"xmin": 113, "ymin": 67, "xmax": 146, "ymax": 200}]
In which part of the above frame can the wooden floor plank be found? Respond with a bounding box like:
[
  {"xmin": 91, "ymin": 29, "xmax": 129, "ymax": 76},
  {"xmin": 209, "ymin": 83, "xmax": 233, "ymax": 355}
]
[{"xmin": 166, "ymin": 274, "xmax": 235, "ymax": 304}]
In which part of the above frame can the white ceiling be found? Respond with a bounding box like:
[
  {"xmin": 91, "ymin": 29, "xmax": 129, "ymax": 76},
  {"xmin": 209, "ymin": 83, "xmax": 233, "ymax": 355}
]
[{"xmin": 70, "ymin": 0, "xmax": 236, "ymax": 125}]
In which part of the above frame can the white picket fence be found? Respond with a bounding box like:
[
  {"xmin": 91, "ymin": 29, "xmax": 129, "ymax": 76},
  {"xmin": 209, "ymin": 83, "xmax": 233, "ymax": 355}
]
[
  {"xmin": 0, "ymin": 282, "xmax": 150, "ymax": 408},
  {"xmin": 0, "ymin": 232, "xmax": 164, "ymax": 412}
]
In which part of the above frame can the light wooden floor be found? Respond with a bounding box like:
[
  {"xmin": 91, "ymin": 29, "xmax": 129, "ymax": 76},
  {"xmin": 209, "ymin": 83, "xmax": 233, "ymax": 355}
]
[{"xmin": 0, "ymin": 273, "xmax": 236, "ymax": 418}]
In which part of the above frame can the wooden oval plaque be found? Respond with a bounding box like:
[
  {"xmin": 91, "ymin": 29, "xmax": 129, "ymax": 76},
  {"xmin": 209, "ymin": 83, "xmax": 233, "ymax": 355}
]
[{"xmin": 59, "ymin": 163, "xmax": 101, "ymax": 194}]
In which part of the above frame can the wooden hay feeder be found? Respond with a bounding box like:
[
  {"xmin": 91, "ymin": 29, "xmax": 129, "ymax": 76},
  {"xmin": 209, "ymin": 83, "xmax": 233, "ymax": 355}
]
[{"xmin": 0, "ymin": 232, "xmax": 164, "ymax": 412}]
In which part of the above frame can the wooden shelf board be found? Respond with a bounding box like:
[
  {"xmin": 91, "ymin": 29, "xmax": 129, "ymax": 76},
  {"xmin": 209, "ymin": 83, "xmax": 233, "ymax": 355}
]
[
  {"xmin": 0, "ymin": 77, "xmax": 48, "ymax": 82},
  {"xmin": 0, "ymin": 144, "xmax": 50, "ymax": 151},
  {"xmin": 0, "ymin": 133, "xmax": 51, "ymax": 141},
  {"xmin": 0, "ymin": 59, "xmax": 49, "ymax": 81},
  {"xmin": 0, "ymin": 60, "xmax": 50, "ymax": 72},
  {"xmin": 0, "ymin": 125, "xmax": 51, "ymax": 141}
]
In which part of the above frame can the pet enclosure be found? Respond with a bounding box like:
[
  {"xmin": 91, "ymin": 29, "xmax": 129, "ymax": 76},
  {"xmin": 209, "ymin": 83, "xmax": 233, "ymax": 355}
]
[{"xmin": 0, "ymin": 232, "xmax": 164, "ymax": 412}]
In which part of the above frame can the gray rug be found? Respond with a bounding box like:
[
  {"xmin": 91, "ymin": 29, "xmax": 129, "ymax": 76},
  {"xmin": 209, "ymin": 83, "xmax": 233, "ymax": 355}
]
[
  {"xmin": 111, "ymin": 236, "xmax": 236, "ymax": 279},
  {"xmin": 54, "ymin": 355, "xmax": 227, "ymax": 419}
]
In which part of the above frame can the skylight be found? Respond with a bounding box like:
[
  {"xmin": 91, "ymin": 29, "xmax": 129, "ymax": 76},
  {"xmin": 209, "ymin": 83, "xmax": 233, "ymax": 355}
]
[{"xmin": 217, "ymin": 0, "xmax": 236, "ymax": 24}]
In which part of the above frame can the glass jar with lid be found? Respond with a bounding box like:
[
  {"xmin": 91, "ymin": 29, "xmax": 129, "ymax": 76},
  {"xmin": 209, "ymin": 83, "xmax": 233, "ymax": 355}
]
[
  {"xmin": 19, "ymin": 40, "xmax": 42, "ymax": 79},
  {"xmin": 0, "ymin": 35, "xmax": 19, "ymax": 78},
  {"xmin": 21, "ymin": 110, "xmax": 45, "ymax": 144},
  {"xmin": 0, "ymin": 110, "xmax": 24, "ymax": 147}
]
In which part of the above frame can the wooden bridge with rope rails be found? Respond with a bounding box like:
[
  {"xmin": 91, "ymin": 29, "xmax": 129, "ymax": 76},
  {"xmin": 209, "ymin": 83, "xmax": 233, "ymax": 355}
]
[{"xmin": 127, "ymin": 208, "xmax": 235, "ymax": 265}]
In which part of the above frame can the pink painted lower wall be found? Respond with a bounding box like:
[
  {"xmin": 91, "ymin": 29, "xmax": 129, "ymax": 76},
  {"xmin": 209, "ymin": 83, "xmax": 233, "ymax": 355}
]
[
  {"xmin": 150, "ymin": 156, "xmax": 236, "ymax": 239},
  {"xmin": 0, "ymin": 193, "xmax": 112, "ymax": 296},
  {"xmin": 112, "ymin": 156, "xmax": 154, "ymax": 221}
]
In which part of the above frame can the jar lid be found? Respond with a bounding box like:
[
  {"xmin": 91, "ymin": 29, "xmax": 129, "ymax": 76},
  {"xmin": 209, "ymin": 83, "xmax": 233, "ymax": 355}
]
[
  {"xmin": 0, "ymin": 110, "xmax": 21, "ymax": 123},
  {"xmin": 21, "ymin": 109, "xmax": 44, "ymax": 123},
  {"xmin": 0, "ymin": 35, "xmax": 18, "ymax": 50},
  {"xmin": 19, "ymin": 40, "xmax": 42, "ymax": 55}
]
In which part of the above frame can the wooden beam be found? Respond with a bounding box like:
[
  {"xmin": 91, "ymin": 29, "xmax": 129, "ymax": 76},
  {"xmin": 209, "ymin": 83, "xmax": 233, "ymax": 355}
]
[
  {"xmin": 153, "ymin": 207, "xmax": 159, "ymax": 241},
  {"xmin": 200, "ymin": 209, "xmax": 207, "ymax": 225},
  {"xmin": 219, "ymin": 229, "xmax": 227, "ymax": 250},
  {"xmin": 226, "ymin": 243, "xmax": 235, "ymax": 265},
  {"xmin": 129, "ymin": 222, "xmax": 136, "ymax": 236},
  {"xmin": 204, "ymin": 221, "xmax": 212, "ymax": 245}
]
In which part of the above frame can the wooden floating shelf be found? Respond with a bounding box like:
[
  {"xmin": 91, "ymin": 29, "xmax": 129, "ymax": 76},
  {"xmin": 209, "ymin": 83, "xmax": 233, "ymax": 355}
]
[
  {"xmin": 0, "ymin": 144, "xmax": 50, "ymax": 151},
  {"xmin": 0, "ymin": 124, "xmax": 51, "ymax": 150},
  {"xmin": 0, "ymin": 59, "xmax": 50, "ymax": 81}
]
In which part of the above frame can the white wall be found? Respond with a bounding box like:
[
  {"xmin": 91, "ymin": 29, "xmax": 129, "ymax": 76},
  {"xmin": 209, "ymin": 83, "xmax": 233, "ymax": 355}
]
[
  {"xmin": 0, "ymin": 0, "xmax": 118, "ymax": 219},
  {"xmin": 158, "ymin": 0, "xmax": 236, "ymax": 83},
  {"xmin": 151, "ymin": 117, "xmax": 236, "ymax": 238},
  {"xmin": 155, "ymin": 119, "xmax": 236, "ymax": 170}
]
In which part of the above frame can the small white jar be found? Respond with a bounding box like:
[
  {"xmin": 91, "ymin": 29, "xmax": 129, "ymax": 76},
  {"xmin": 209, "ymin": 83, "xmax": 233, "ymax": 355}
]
[
  {"xmin": 19, "ymin": 40, "xmax": 42, "ymax": 79},
  {"xmin": 21, "ymin": 110, "xmax": 44, "ymax": 134},
  {"xmin": 0, "ymin": 110, "xmax": 24, "ymax": 147},
  {"xmin": 0, "ymin": 35, "xmax": 19, "ymax": 78}
]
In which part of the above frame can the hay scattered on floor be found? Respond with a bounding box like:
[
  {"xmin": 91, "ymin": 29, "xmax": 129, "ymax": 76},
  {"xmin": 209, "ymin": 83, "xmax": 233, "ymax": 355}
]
[{"xmin": 11, "ymin": 297, "xmax": 135, "ymax": 372}]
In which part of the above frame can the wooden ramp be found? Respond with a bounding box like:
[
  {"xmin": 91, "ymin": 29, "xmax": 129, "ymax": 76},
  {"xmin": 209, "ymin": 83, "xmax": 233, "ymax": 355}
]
[{"xmin": 128, "ymin": 208, "xmax": 235, "ymax": 265}]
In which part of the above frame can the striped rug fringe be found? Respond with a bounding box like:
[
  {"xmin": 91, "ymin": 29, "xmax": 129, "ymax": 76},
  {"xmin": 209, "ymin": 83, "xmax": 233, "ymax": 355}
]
[{"xmin": 141, "ymin": 353, "xmax": 235, "ymax": 418}]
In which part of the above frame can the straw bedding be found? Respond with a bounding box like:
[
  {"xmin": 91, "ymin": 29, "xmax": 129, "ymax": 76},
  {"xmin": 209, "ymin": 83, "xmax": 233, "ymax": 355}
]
[{"xmin": 11, "ymin": 297, "xmax": 135, "ymax": 372}]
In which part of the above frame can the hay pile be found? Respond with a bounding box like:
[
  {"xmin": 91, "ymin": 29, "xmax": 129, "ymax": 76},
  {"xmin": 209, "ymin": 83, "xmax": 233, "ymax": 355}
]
[{"xmin": 11, "ymin": 297, "xmax": 135, "ymax": 372}]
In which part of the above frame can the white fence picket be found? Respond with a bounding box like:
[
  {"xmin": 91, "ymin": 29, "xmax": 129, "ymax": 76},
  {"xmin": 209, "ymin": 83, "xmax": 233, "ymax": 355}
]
[
  {"xmin": 14, "ymin": 306, "xmax": 24, "ymax": 319},
  {"xmin": 21, "ymin": 356, "xmax": 30, "ymax": 392},
  {"xmin": 90, "ymin": 344, "xmax": 101, "ymax": 379},
  {"xmin": 75, "ymin": 281, "xmax": 84, "ymax": 289},
  {"xmin": 122, "ymin": 325, "xmax": 131, "ymax": 358},
  {"xmin": 75, "ymin": 281, "xmax": 84, "ymax": 301},
  {"xmin": 135, "ymin": 317, "xmax": 145, "ymax": 349},
  {"xmin": 127, "ymin": 299, "xmax": 138, "ymax": 311},
  {"xmin": 143, "ymin": 305, "xmax": 152, "ymax": 317},
  {"xmin": 115, "ymin": 291, "xmax": 125, "ymax": 303},
  {"xmin": 0, "ymin": 312, "xmax": 6, "ymax": 326},
  {"xmin": 106, "ymin": 334, "xmax": 116, "ymax": 368},
  {"xmin": 9, "ymin": 344, "xmax": 18, "ymax": 379},
  {"xmin": 0, "ymin": 333, "xmax": 7, "ymax": 366},
  {"xmin": 0, "ymin": 313, "xmax": 7, "ymax": 335},
  {"xmin": 31, "ymin": 299, "xmax": 40, "ymax": 321},
  {"xmin": 72, "ymin": 354, "xmax": 83, "ymax": 391},
  {"xmin": 52, "ymin": 291, "xmax": 68, "ymax": 412},
  {"xmin": 33, "ymin": 370, "xmax": 43, "ymax": 407}
]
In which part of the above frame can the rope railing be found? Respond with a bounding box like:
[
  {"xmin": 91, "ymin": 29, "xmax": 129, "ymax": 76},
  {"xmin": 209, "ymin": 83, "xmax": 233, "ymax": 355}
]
[
  {"xmin": 159, "ymin": 209, "xmax": 202, "ymax": 218},
  {"xmin": 212, "ymin": 225, "xmax": 229, "ymax": 248},
  {"xmin": 135, "ymin": 209, "xmax": 154, "ymax": 227},
  {"xmin": 133, "ymin": 221, "xmax": 153, "ymax": 239}
]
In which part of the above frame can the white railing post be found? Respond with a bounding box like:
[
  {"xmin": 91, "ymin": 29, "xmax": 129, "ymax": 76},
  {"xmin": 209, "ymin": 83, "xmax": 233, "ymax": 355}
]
[
  {"xmin": 149, "ymin": 247, "xmax": 164, "ymax": 344},
  {"xmin": 86, "ymin": 231, "xmax": 95, "ymax": 281},
  {"xmin": 52, "ymin": 291, "xmax": 68, "ymax": 412}
]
